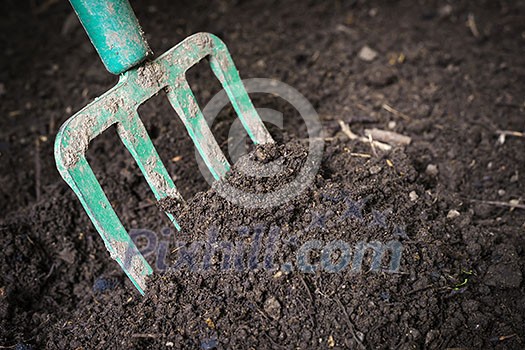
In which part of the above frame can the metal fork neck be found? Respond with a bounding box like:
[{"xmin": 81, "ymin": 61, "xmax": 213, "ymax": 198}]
[{"xmin": 69, "ymin": 0, "xmax": 151, "ymax": 75}]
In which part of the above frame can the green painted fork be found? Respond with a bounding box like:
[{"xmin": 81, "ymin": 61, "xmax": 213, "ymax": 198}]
[{"xmin": 55, "ymin": 0, "xmax": 273, "ymax": 294}]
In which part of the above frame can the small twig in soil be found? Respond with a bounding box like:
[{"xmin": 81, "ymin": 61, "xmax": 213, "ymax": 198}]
[
  {"xmin": 496, "ymin": 129, "xmax": 524, "ymax": 144},
  {"xmin": 254, "ymin": 305, "xmax": 272, "ymax": 321},
  {"xmin": 297, "ymin": 274, "xmax": 317, "ymax": 329},
  {"xmin": 34, "ymin": 138, "xmax": 42, "ymax": 202},
  {"xmin": 382, "ymin": 103, "xmax": 410, "ymax": 121},
  {"xmin": 471, "ymin": 199, "xmax": 525, "ymax": 210},
  {"xmin": 49, "ymin": 115, "xmax": 56, "ymax": 135},
  {"xmin": 495, "ymin": 334, "xmax": 517, "ymax": 342},
  {"xmin": 350, "ymin": 153, "xmax": 372, "ymax": 158},
  {"xmin": 296, "ymin": 297, "xmax": 315, "ymax": 329},
  {"xmin": 43, "ymin": 263, "xmax": 56, "ymax": 281},
  {"xmin": 368, "ymin": 133, "xmax": 378, "ymax": 157},
  {"xmin": 337, "ymin": 120, "xmax": 392, "ymax": 153},
  {"xmin": 298, "ymin": 274, "xmax": 314, "ymax": 303},
  {"xmin": 364, "ymin": 128, "xmax": 412, "ymax": 146},
  {"xmin": 334, "ymin": 297, "xmax": 366, "ymax": 349},
  {"xmin": 132, "ymin": 333, "xmax": 159, "ymax": 338},
  {"xmin": 406, "ymin": 284, "xmax": 436, "ymax": 296},
  {"xmin": 262, "ymin": 332, "xmax": 285, "ymax": 349},
  {"xmin": 298, "ymin": 136, "xmax": 335, "ymax": 143},
  {"xmin": 467, "ymin": 13, "xmax": 480, "ymax": 38},
  {"xmin": 137, "ymin": 199, "xmax": 156, "ymax": 210},
  {"xmin": 338, "ymin": 120, "xmax": 359, "ymax": 140},
  {"xmin": 496, "ymin": 130, "xmax": 525, "ymax": 138},
  {"xmin": 355, "ymin": 103, "xmax": 374, "ymax": 114}
]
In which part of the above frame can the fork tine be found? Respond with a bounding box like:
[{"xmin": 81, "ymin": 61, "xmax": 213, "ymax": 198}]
[
  {"xmin": 117, "ymin": 111, "xmax": 182, "ymax": 229},
  {"xmin": 55, "ymin": 145, "xmax": 152, "ymax": 294},
  {"xmin": 208, "ymin": 37, "xmax": 273, "ymax": 145},
  {"xmin": 166, "ymin": 79, "xmax": 230, "ymax": 181}
]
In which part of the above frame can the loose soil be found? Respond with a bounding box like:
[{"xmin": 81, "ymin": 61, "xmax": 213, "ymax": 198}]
[{"xmin": 1, "ymin": 0, "xmax": 524, "ymax": 349}]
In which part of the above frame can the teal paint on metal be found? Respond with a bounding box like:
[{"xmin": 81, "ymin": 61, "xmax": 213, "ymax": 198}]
[
  {"xmin": 69, "ymin": 0, "xmax": 151, "ymax": 74},
  {"xmin": 55, "ymin": 33, "xmax": 274, "ymax": 294}
]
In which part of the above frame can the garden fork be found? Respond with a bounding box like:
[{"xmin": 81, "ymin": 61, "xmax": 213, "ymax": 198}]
[{"xmin": 54, "ymin": 0, "xmax": 273, "ymax": 294}]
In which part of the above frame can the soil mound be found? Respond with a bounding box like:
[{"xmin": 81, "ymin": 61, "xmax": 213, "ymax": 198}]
[{"xmin": 45, "ymin": 140, "xmax": 523, "ymax": 349}]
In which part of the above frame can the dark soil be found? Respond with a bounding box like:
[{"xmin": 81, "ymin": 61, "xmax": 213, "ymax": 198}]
[{"xmin": 1, "ymin": 0, "xmax": 524, "ymax": 349}]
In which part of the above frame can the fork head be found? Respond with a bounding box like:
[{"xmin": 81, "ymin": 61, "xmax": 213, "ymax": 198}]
[{"xmin": 55, "ymin": 33, "xmax": 273, "ymax": 294}]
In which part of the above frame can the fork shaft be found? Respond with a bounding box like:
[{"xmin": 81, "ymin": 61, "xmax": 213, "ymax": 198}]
[{"xmin": 69, "ymin": 0, "xmax": 151, "ymax": 75}]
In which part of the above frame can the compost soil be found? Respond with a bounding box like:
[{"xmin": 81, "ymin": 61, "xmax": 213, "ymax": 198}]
[{"xmin": 1, "ymin": 0, "xmax": 524, "ymax": 349}]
